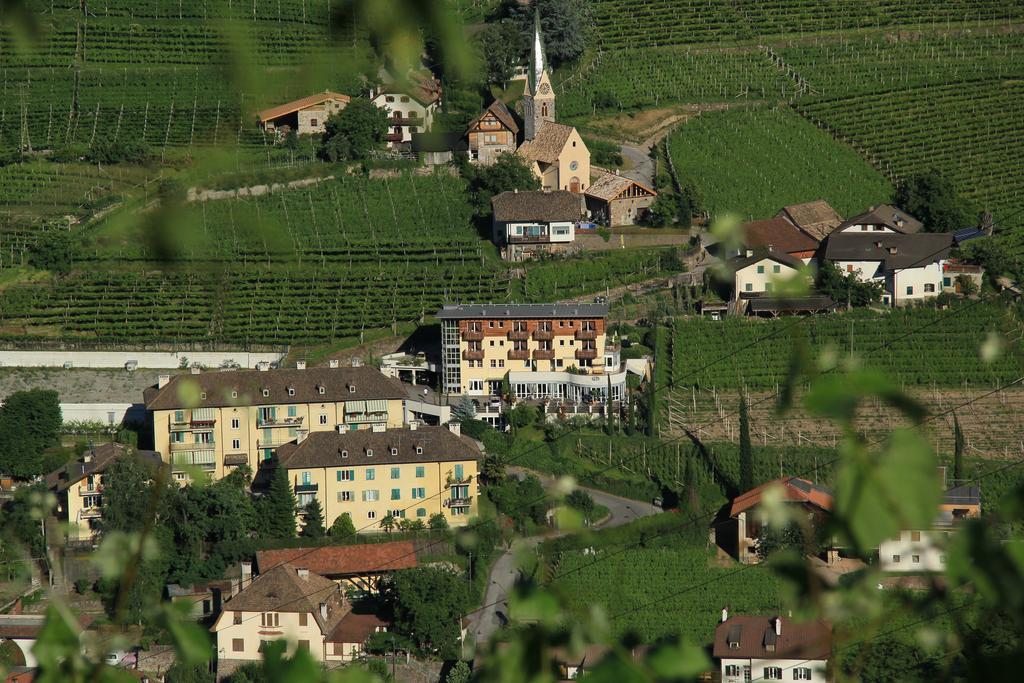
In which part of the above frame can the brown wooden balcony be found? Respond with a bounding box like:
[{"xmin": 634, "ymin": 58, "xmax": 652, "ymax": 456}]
[
  {"xmin": 463, "ymin": 349, "xmax": 485, "ymax": 361},
  {"xmin": 575, "ymin": 349, "xmax": 598, "ymax": 361},
  {"xmin": 508, "ymin": 349, "xmax": 530, "ymax": 361},
  {"xmin": 384, "ymin": 133, "xmax": 404, "ymax": 142},
  {"xmin": 508, "ymin": 329, "xmax": 529, "ymax": 341},
  {"xmin": 575, "ymin": 328, "xmax": 598, "ymax": 340},
  {"xmin": 463, "ymin": 329, "xmax": 485, "ymax": 341},
  {"xmin": 532, "ymin": 328, "xmax": 554, "ymax": 341},
  {"xmin": 533, "ymin": 349, "xmax": 554, "ymax": 360},
  {"xmin": 389, "ymin": 116, "xmax": 421, "ymax": 125}
]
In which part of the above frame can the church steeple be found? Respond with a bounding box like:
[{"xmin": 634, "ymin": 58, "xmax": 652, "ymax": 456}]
[{"xmin": 523, "ymin": 10, "xmax": 555, "ymax": 141}]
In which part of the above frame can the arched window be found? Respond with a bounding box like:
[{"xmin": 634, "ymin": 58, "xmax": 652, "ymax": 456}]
[{"xmin": 541, "ymin": 103, "xmax": 549, "ymax": 117}]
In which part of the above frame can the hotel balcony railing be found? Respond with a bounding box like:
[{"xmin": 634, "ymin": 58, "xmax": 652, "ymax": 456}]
[
  {"xmin": 575, "ymin": 349, "xmax": 599, "ymax": 361},
  {"xmin": 446, "ymin": 497, "xmax": 473, "ymax": 508},
  {"xmin": 171, "ymin": 454, "xmax": 216, "ymax": 470},
  {"xmin": 507, "ymin": 329, "xmax": 529, "ymax": 341},
  {"xmin": 463, "ymin": 329, "xmax": 485, "ymax": 341},
  {"xmin": 532, "ymin": 328, "xmax": 554, "ymax": 341},
  {"xmin": 170, "ymin": 441, "xmax": 214, "ymax": 452},
  {"xmin": 257, "ymin": 439, "xmax": 292, "ymax": 450},
  {"xmin": 533, "ymin": 349, "xmax": 555, "ymax": 360},
  {"xmin": 257, "ymin": 415, "xmax": 304, "ymax": 428},
  {"xmin": 462, "ymin": 349, "xmax": 485, "ymax": 361},
  {"xmin": 508, "ymin": 349, "xmax": 530, "ymax": 361},
  {"xmin": 295, "ymin": 483, "xmax": 319, "ymax": 494},
  {"xmin": 575, "ymin": 328, "xmax": 598, "ymax": 340}
]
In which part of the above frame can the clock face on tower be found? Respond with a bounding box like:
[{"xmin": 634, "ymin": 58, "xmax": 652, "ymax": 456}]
[{"xmin": 539, "ymin": 83, "xmax": 551, "ymax": 94}]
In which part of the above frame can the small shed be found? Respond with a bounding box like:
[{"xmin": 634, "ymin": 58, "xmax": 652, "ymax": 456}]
[
  {"xmin": 584, "ymin": 172, "xmax": 657, "ymax": 227},
  {"xmin": 256, "ymin": 91, "xmax": 351, "ymax": 137}
]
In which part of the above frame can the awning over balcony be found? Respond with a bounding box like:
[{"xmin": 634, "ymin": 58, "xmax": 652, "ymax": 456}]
[
  {"xmin": 365, "ymin": 399, "xmax": 388, "ymax": 413},
  {"xmin": 192, "ymin": 408, "xmax": 216, "ymax": 421}
]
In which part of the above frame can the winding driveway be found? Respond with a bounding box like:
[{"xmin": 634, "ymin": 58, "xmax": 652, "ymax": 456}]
[{"xmin": 467, "ymin": 469, "xmax": 661, "ymax": 650}]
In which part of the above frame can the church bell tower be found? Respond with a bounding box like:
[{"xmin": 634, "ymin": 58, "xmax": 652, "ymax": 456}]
[{"xmin": 523, "ymin": 11, "xmax": 555, "ymax": 141}]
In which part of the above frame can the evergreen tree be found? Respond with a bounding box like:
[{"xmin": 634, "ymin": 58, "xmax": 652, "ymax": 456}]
[
  {"xmin": 264, "ymin": 467, "xmax": 297, "ymax": 538},
  {"xmin": 953, "ymin": 413, "xmax": 965, "ymax": 483},
  {"xmin": 300, "ymin": 499, "xmax": 325, "ymax": 539},
  {"xmin": 739, "ymin": 394, "xmax": 754, "ymax": 492},
  {"xmin": 684, "ymin": 451, "xmax": 701, "ymax": 515},
  {"xmin": 329, "ymin": 512, "xmax": 357, "ymax": 539}
]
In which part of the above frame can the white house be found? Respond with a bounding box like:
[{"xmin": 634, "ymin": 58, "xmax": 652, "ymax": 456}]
[
  {"xmin": 370, "ymin": 75, "xmax": 441, "ymax": 149},
  {"xmin": 728, "ymin": 250, "xmax": 807, "ymax": 300},
  {"xmin": 490, "ymin": 190, "xmax": 582, "ymax": 261},
  {"xmin": 879, "ymin": 482, "xmax": 980, "ymax": 573},
  {"xmin": 834, "ymin": 204, "xmax": 923, "ymax": 234},
  {"xmin": 821, "ymin": 232, "xmax": 955, "ymax": 306},
  {"xmin": 715, "ymin": 613, "xmax": 831, "ymax": 683}
]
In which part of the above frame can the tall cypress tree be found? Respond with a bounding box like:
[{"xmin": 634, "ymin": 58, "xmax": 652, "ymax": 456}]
[
  {"xmin": 301, "ymin": 499, "xmax": 326, "ymax": 538},
  {"xmin": 265, "ymin": 466, "xmax": 297, "ymax": 538},
  {"xmin": 739, "ymin": 394, "xmax": 754, "ymax": 492},
  {"xmin": 953, "ymin": 413, "xmax": 965, "ymax": 483}
]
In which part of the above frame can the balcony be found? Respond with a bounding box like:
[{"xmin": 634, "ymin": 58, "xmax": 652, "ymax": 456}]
[
  {"xmin": 463, "ymin": 328, "xmax": 484, "ymax": 341},
  {"xmin": 446, "ymin": 497, "xmax": 473, "ymax": 508},
  {"xmin": 575, "ymin": 328, "xmax": 598, "ymax": 341},
  {"xmin": 508, "ymin": 349, "xmax": 530, "ymax": 361},
  {"xmin": 80, "ymin": 508, "xmax": 102, "ymax": 520},
  {"xmin": 171, "ymin": 453, "xmax": 216, "ymax": 470},
  {"xmin": 295, "ymin": 483, "xmax": 319, "ymax": 494},
  {"xmin": 170, "ymin": 440, "xmax": 215, "ymax": 452},
  {"xmin": 79, "ymin": 485, "xmax": 103, "ymax": 495},
  {"xmin": 384, "ymin": 133, "xmax": 404, "ymax": 142},
  {"xmin": 533, "ymin": 349, "xmax": 555, "ymax": 360},
  {"xmin": 257, "ymin": 439, "xmax": 292, "ymax": 450},
  {"xmin": 389, "ymin": 116, "xmax": 421, "ymax": 126},
  {"xmin": 507, "ymin": 329, "xmax": 529, "ymax": 341},
  {"xmin": 462, "ymin": 349, "xmax": 485, "ymax": 361},
  {"xmin": 532, "ymin": 328, "xmax": 554, "ymax": 341},
  {"xmin": 508, "ymin": 234, "xmax": 549, "ymax": 244},
  {"xmin": 575, "ymin": 349, "xmax": 598, "ymax": 361},
  {"xmin": 257, "ymin": 415, "xmax": 304, "ymax": 428}
]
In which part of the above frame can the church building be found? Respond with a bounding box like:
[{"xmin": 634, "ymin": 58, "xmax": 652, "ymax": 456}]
[{"xmin": 515, "ymin": 14, "xmax": 591, "ymax": 194}]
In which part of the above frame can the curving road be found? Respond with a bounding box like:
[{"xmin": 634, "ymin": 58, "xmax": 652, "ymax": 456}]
[{"xmin": 467, "ymin": 469, "xmax": 661, "ymax": 651}]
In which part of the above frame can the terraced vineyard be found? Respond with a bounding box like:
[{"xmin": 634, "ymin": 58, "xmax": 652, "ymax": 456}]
[{"xmin": 665, "ymin": 105, "xmax": 891, "ymax": 220}]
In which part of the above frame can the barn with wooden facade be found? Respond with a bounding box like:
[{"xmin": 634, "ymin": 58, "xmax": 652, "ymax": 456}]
[
  {"xmin": 256, "ymin": 91, "xmax": 351, "ymax": 137},
  {"xmin": 584, "ymin": 172, "xmax": 657, "ymax": 227}
]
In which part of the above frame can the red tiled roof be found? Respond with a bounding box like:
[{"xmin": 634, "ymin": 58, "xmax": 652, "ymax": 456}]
[
  {"xmin": 328, "ymin": 611, "xmax": 389, "ymax": 644},
  {"xmin": 257, "ymin": 91, "xmax": 350, "ymax": 122},
  {"xmin": 713, "ymin": 616, "xmax": 831, "ymax": 660},
  {"xmin": 729, "ymin": 478, "xmax": 833, "ymax": 517},
  {"xmin": 743, "ymin": 217, "xmax": 819, "ymax": 254},
  {"xmin": 256, "ymin": 541, "xmax": 417, "ymax": 578}
]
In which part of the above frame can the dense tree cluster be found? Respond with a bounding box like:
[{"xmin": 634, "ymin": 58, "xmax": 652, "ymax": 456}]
[
  {"xmin": 317, "ymin": 98, "xmax": 389, "ymax": 162},
  {"xmin": 0, "ymin": 389, "xmax": 62, "ymax": 479}
]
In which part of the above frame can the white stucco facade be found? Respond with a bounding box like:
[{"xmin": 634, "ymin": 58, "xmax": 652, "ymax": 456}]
[
  {"xmin": 720, "ymin": 657, "xmax": 827, "ymax": 682},
  {"xmin": 734, "ymin": 258, "xmax": 801, "ymax": 298},
  {"xmin": 878, "ymin": 529, "xmax": 952, "ymax": 573},
  {"xmin": 835, "ymin": 259, "xmax": 945, "ymax": 306}
]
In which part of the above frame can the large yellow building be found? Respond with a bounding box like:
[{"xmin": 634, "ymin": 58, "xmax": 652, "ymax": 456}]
[
  {"xmin": 437, "ymin": 303, "xmax": 626, "ymax": 404},
  {"xmin": 144, "ymin": 364, "xmax": 406, "ymax": 483},
  {"xmin": 45, "ymin": 442, "xmax": 163, "ymax": 541},
  {"xmin": 274, "ymin": 424, "xmax": 480, "ymax": 530}
]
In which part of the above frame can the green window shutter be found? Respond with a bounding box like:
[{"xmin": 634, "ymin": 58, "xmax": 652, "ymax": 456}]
[
  {"xmin": 336, "ymin": 471, "xmax": 342, "ymax": 482},
  {"xmin": 391, "ymin": 467, "xmax": 400, "ymax": 479},
  {"xmin": 756, "ymin": 265, "xmax": 764, "ymax": 274},
  {"xmin": 288, "ymin": 406, "xmax": 297, "ymax": 417},
  {"xmin": 415, "ymin": 466, "xmax": 425, "ymax": 478},
  {"xmin": 366, "ymin": 469, "xmax": 375, "ymax": 481},
  {"xmin": 454, "ymin": 464, "xmax": 464, "ymax": 480},
  {"xmin": 417, "ymin": 508, "xmax": 426, "ymax": 518},
  {"xmin": 391, "ymin": 488, "xmax": 401, "ymax": 500},
  {"xmin": 174, "ymin": 410, "xmax": 184, "ymax": 422}
]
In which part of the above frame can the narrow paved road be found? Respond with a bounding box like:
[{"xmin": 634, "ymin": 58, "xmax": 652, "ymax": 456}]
[
  {"xmin": 467, "ymin": 469, "xmax": 661, "ymax": 650},
  {"xmin": 619, "ymin": 143, "xmax": 655, "ymax": 187}
]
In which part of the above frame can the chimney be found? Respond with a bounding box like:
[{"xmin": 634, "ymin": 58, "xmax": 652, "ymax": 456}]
[
  {"xmin": 409, "ymin": 421, "xmax": 418, "ymax": 431},
  {"xmin": 83, "ymin": 451, "xmax": 93, "ymax": 464},
  {"xmin": 241, "ymin": 561, "xmax": 252, "ymax": 588},
  {"xmin": 371, "ymin": 423, "xmax": 386, "ymax": 433},
  {"xmin": 513, "ymin": 188, "xmax": 518, "ymax": 194},
  {"xmin": 329, "ymin": 359, "xmax": 340, "ymax": 369},
  {"xmin": 721, "ymin": 606, "xmax": 729, "ymax": 623},
  {"xmin": 448, "ymin": 422, "xmax": 461, "ymax": 437},
  {"xmin": 190, "ymin": 365, "xmax": 201, "ymax": 375},
  {"xmin": 351, "ymin": 358, "xmax": 363, "ymax": 368},
  {"xmin": 296, "ymin": 360, "xmax": 307, "ymax": 370},
  {"xmin": 297, "ymin": 567, "xmax": 309, "ymax": 580},
  {"xmin": 320, "ymin": 602, "xmax": 329, "ymax": 620},
  {"xmin": 258, "ymin": 361, "xmax": 270, "ymax": 372},
  {"xmin": 158, "ymin": 374, "xmax": 171, "ymax": 389},
  {"xmin": 775, "ymin": 617, "xmax": 782, "ymax": 636}
]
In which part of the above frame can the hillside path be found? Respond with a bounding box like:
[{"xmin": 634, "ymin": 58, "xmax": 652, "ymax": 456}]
[{"xmin": 467, "ymin": 468, "xmax": 661, "ymax": 651}]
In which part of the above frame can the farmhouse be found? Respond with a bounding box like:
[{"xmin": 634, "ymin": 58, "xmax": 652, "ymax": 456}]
[
  {"xmin": 584, "ymin": 172, "xmax": 657, "ymax": 227},
  {"xmin": 715, "ymin": 612, "xmax": 832, "ymax": 683},
  {"xmin": 45, "ymin": 442, "xmax": 163, "ymax": 542},
  {"xmin": 255, "ymin": 541, "xmax": 417, "ymax": 594},
  {"xmin": 821, "ymin": 231, "xmax": 955, "ymax": 306},
  {"xmin": 370, "ymin": 74, "xmax": 442, "ymax": 149},
  {"xmin": 515, "ymin": 16, "xmax": 590, "ymax": 192},
  {"xmin": 273, "ymin": 424, "xmax": 481, "ymax": 529},
  {"xmin": 718, "ymin": 477, "xmax": 833, "ymax": 564},
  {"xmin": 467, "ymin": 99, "xmax": 520, "ymax": 164},
  {"xmin": 491, "ymin": 190, "xmax": 582, "ymax": 260},
  {"xmin": 256, "ymin": 91, "xmax": 350, "ymax": 137},
  {"xmin": 776, "ymin": 200, "xmax": 844, "ymax": 241},
  {"xmin": 726, "ymin": 250, "xmax": 807, "ymax": 300},
  {"xmin": 834, "ymin": 204, "xmax": 923, "ymax": 234}
]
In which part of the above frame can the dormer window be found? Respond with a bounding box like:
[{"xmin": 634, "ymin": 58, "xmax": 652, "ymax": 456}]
[
  {"xmin": 287, "ymin": 387, "xmax": 295, "ymax": 396},
  {"xmin": 348, "ymin": 385, "xmax": 356, "ymax": 394},
  {"xmin": 341, "ymin": 450, "xmax": 348, "ymax": 459},
  {"xmin": 262, "ymin": 388, "xmax": 270, "ymax": 397},
  {"xmin": 200, "ymin": 392, "xmax": 207, "ymax": 400},
  {"xmin": 415, "ymin": 446, "xmax": 423, "ymax": 455},
  {"xmin": 390, "ymin": 448, "xmax": 398, "ymax": 456},
  {"xmin": 231, "ymin": 391, "xmax": 238, "ymax": 399},
  {"xmin": 366, "ymin": 449, "xmax": 373, "ymax": 458},
  {"xmin": 318, "ymin": 386, "xmax": 326, "ymax": 395}
]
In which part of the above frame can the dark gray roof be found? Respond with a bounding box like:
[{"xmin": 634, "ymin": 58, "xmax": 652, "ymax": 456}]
[
  {"xmin": 411, "ymin": 131, "xmax": 468, "ymax": 153},
  {"xmin": 953, "ymin": 227, "xmax": 988, "ymax": 244},
  {"xmin": 44, "ymin": 442, "xmax": 162, "ymax": 492},
  {"xmin": 748, "ymin": 295, "xmax": 838, "ymax": 314},
  {"xmin": 837, "ymin": 204, "xmax": 923, "ymax": 234},
  {"xmin": 491, "ymin": 190, "xmax": 582, "ymax": 223},
  {"xmin": 823, "ymin": 233, "xmax": 954, "ymax": 270},
  {"xmin": 435, "ymin": 302, "xmax": 608, "ymax": 320},
  {"xmin": 144, "ymin": 366, "xmax": 406, "ymax": 411},
  {"xmin": 276, "ymin": 425, "xmax": 481, "ymax": 470},
  {"xmin": 944, "ymin": 484, "xmax": 981, "ymax": 506}
]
